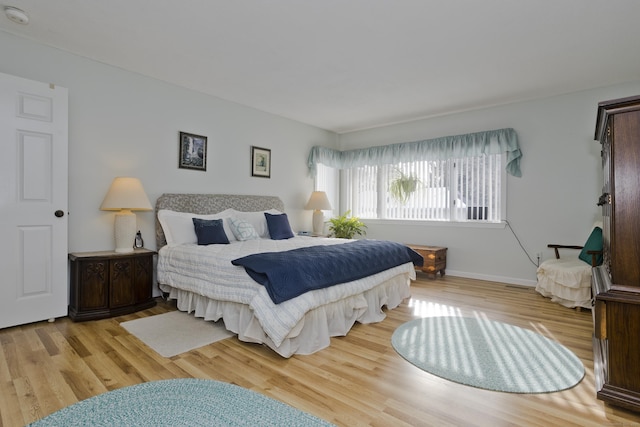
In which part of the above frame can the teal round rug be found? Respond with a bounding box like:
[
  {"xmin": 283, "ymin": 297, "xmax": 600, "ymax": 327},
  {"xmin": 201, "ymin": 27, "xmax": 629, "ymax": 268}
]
[
  {"xmin": 391, "ymin": 316, "xmax": 584, "ymax": 393},
  {"xmin": 28, "ymin": 378, "xmax": 335, "ymax": 427}
]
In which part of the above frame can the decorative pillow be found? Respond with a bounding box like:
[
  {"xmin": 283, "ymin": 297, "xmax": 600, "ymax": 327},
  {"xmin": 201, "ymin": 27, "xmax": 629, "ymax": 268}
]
[
  {"xmin": 158, "ymin": 209, "xmax": 236, "ymax": 245},
  {"xmin": 229, "ymin": 217, "xmax": 260, "ymax": 241},
  {"xmin": 579, "ymin": 226, "xmax": 603, "ymax": 266},
  {"xmin": 231, "ymin": 209, "xmax": 282, "ymax": 238},
  {"xmin": 192, "ymin": 218, "xmax": 230, "ymax": 245},
  {"xmin": 265, "ymin": 212, "xmax": 295, "ymax": 240}
]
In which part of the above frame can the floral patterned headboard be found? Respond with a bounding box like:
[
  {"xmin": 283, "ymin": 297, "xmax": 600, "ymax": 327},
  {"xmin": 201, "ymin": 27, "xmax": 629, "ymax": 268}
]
[{"xmin": 155, "ymin": 193, "xmax": 285, "ymax": 248}]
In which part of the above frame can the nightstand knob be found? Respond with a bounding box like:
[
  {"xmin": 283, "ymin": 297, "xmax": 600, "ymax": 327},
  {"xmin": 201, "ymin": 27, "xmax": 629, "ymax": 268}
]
[{"xmin": 54, "ymin": 210, "xmax": 65, "ymax": 217}]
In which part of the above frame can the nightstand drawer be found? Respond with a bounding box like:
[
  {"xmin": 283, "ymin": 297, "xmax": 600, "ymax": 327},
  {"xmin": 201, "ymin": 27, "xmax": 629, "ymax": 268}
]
[
  {"xmin": 406, "ymin": 244, "xmax": 447, "ymax": 278},
  {"xmin": 423, "ymin": 261, "xmax": 446, "ymax": 273}
]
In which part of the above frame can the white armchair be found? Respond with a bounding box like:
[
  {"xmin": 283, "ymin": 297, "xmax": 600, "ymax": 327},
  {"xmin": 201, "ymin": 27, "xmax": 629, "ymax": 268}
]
[{"xmin": 535, "ymin": 225, "xmax": 603, "ymax": 310}]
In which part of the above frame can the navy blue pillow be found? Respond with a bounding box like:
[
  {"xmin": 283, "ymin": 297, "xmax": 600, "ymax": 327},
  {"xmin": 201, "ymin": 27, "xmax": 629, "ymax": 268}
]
[
  {"xmin": 192, "ymin": 218, "xmax": 230, "ymax": 245},
  {"xmin": 265, "ymin": 212, "xmax": 295, "ymax": 240}
]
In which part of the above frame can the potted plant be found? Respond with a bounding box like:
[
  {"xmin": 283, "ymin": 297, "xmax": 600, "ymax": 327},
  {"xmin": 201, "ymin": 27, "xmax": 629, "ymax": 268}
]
[
  {"xmin": 328, "ymin": 211, "xmax": 367, "ymax": 239},
  {"xmin": 389, "ymin": 168, "xmax": 420, "ymax": 204}
]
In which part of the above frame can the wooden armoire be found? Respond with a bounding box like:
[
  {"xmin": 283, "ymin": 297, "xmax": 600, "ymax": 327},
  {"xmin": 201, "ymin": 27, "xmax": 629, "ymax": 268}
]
[{"xmin": 593, "ymin": 95, "xmax": 640, "ymax": 412}]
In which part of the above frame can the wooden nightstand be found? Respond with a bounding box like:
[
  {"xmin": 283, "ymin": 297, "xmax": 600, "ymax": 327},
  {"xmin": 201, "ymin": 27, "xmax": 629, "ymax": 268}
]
[
  {"xmin": 407, "ymin": 244, "xmax": 447, "ymax": 278},
  {"xmin": 68, "ymin": 248, "xmax": 156, "ymax": 321}
]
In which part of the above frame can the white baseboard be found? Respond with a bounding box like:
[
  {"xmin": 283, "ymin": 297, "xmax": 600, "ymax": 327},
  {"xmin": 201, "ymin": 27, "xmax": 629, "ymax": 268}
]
[{"xmin": 442, "ymin": 269, "xmax": 537, "ymax": 287}]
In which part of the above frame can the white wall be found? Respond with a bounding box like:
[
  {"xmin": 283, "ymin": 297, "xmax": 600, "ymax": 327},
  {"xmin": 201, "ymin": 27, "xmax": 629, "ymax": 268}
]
[
  {"xmin": 0, "ymin": 31, "xmax": 338, "ymax": 253},
  {"xmin": 339, "ymin": 82, "xmax": 640, "ymax": 285}
]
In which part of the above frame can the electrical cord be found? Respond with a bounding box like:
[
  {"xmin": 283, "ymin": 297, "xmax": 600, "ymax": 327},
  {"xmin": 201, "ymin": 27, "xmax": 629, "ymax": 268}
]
[{"xmin": 504, "ymin": 219, "xmax": 539, "ymax": 267}]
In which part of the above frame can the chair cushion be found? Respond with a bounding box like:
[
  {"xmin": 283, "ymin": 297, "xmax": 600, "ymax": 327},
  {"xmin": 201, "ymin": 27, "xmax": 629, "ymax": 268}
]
[
  {"xmin": 579, "ymin": 227, "xmax": 603, "ymax": 266},
  {"xmin": 537, "ymin": 258, "xmax": 592, "ymax": 289},
  {"xmin": 536, "ymin": 258, "xmax": 593, "ymax": 308}
]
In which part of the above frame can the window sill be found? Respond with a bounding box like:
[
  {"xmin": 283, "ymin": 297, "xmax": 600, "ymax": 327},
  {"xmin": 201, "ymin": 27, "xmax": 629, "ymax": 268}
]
[{"xmin": 361, "ymin": 218, "xmax": 507, "ymax": 229}]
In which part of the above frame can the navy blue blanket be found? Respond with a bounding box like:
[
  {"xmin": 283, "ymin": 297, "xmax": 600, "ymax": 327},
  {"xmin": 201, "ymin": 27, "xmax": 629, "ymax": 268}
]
[{"xmin": 231, "ymin": 239, "xmax": 423, "ymax": 304}]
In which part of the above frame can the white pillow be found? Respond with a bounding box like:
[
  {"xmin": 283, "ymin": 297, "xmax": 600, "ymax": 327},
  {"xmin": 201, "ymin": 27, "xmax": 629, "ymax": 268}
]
[
  {"xmin": 158, "ymin": 209, "xmax": 236, "ymax": 246},
  {"xmin": 228, "ymin": 217, "xmax": 260, "ymax": 241},
  {"xmin": 230, "ymin": 209, "xmax": 282, "ymax": 238}
]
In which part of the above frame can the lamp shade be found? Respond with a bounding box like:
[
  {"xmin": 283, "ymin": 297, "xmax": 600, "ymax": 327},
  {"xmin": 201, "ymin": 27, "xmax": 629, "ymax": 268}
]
[
  {"xmin": 100, "ymin": 177, "xmax": 153, "ymax": 211},
  {"xmin": 101, "ymin": 177, "xmax": 152, "ymax": 253},
  {"xmin": 304, "ymin": 191, "xmax": 332, "ymax": 211}
]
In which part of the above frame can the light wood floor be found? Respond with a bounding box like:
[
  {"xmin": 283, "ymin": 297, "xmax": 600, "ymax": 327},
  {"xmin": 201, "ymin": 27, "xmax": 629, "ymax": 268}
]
[{"xmin": 2, "ymin": 274, "xmax": 640, "ymax": 427}]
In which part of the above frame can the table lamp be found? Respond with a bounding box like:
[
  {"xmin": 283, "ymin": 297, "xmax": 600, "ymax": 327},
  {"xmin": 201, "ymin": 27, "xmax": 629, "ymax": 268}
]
[
  {"xmin": 305, "ymin": 191, "xmax": 332, "ymax": 235},
  {"xmin": 100, "ymin": 177, "xmax": 152, "ymax": 253}
]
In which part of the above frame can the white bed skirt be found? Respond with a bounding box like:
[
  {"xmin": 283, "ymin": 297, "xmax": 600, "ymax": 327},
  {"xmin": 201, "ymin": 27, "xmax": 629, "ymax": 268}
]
[{"xmin": 161, "ymin": 273, "xmax": 412, "ymax": 357}]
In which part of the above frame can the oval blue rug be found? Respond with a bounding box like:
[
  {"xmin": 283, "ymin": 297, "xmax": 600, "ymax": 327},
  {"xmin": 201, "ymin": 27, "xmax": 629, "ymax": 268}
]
[
  {"xmin": 391, "ymin": 316, "xmax": 584, "ymax": 393},
  {"xmin": 28, "ymin": 378, "xmax": 335, "ymax": 427}
]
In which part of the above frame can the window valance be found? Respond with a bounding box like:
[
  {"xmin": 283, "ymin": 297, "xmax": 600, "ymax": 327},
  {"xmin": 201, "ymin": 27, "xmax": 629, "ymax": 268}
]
[{"xmin": 308, "ymin": 127, "xmax": 522, "ymax": 178}]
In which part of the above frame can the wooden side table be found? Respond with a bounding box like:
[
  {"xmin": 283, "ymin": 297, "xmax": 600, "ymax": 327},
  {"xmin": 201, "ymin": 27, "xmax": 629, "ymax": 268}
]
[
  {"xmin": 406, "ymin": 244, "xmax": 447, "ymax": 278},
  {"xmin": 68, "ymin": 248, "xmax": 156, "ymax": 321}
]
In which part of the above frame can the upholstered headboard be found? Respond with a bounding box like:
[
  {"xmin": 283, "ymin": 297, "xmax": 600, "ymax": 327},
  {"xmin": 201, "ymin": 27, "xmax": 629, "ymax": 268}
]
[{"xmin": 155, "ymin": 193, "xmax": 285, "ymax": 248}]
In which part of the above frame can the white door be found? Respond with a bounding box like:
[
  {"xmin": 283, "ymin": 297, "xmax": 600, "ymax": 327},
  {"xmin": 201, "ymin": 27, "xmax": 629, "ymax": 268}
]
[{"xmin": 0, "ymin": 72, "xmax": 68, "ymax": 329}]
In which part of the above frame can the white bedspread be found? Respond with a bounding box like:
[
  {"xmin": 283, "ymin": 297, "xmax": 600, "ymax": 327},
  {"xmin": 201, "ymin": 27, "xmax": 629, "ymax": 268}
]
[{"xmin": 157, "ymin": 236, "xmax": 415, "ymax": 347}]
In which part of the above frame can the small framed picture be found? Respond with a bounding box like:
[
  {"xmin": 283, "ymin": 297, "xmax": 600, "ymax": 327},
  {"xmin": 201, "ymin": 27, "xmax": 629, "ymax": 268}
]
[
  {"xmin": 251, "ymin": 146, "xmax": 271, "ymax": 178},
  {"xmin": 179, "ymin": 131, "xmax": 207, "ymax": 171}
]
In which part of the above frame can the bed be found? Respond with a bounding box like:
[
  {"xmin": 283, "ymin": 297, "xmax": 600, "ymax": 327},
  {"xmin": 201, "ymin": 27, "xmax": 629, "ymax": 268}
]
[{"xmin": 155, "ymin": 193, "xmax": 419, "ymax": 357}]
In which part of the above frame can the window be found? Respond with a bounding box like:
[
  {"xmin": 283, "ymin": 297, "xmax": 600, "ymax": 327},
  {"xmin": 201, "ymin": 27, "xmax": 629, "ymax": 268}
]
[
  {"xmin": 341, "ymin": 153, "xmax": 504, "ymax": 222},
  {"xmin": 314, "ymin": 163, "xmax": 339, "ymax": 217},
  {"xmin": 308, "ymin": 128, "xmax": 519, "ymax": 223}
]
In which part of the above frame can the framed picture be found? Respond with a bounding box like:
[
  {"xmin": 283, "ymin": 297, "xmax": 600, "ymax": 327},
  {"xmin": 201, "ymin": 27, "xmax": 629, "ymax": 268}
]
[
  {"xmin": 251, "ymin": 146, "xmax": 271, "ymax": 178},
  {"xmin": 179, "ymin": 131, "xmax": 207, "ymax": 171}
]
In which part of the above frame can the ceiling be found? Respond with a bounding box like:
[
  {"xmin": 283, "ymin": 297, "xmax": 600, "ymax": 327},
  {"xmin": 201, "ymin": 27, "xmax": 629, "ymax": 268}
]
[{"xmin": 1, "ymin": 1, "xmax": 640, "ymax": 134}]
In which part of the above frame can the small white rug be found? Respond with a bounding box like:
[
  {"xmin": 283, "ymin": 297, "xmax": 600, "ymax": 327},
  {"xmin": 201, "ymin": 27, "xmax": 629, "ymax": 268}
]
[{"xmin": 120, "ymin": 311, "xmax": 234, "ymax": 357}]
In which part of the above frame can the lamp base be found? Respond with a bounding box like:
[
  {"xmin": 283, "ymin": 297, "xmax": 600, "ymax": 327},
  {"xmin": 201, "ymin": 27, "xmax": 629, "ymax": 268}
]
[
  {"xmin": 114, "ymin": 210, "xmax": 136, "ymax": 253},
  {"xmin": 312, "ymin": 210, "xmax": 325, "ymax": 236}
]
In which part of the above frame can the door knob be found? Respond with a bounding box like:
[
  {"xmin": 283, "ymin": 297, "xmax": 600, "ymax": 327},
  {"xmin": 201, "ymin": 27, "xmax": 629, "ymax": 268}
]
[{"xmin": 54, "ymin": 210, "xmax": 65, "ymax": 217}]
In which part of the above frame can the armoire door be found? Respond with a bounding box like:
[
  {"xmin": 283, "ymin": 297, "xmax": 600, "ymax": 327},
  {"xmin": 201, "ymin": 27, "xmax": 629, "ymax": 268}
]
[
  {"xmin": 0, "ymin": 71, "xmax": 69, "ymax": 329},
  {"xmin": 609, "ymin": 110, "xmax": 640, "ymax": 287}
]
